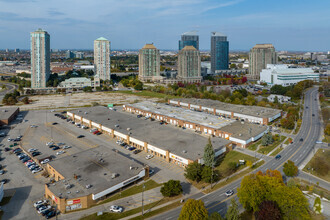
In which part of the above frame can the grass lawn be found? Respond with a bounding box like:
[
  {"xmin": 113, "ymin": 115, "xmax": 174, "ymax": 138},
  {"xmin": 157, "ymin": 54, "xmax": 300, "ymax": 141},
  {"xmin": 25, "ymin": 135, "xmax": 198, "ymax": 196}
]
[
  {"xmin": 303, "ymin": 149, "xmax": 330, "ymax": 182},
  {"xmin": 205, "ymin": 160, "xmax": 265, "ymax": 193},
  {"xmin": 270, "ymin": 147, "xmax": 284, "ymax": 156},
  {"xmin": 247, "ymin": 139, "xmax": 262, "ymax": 151},
  {"xmin": 215, "ymin": 151, "xmax": 256, "ymax": 176},
  {"xmin": 110, "ymin": 90, "xmax": 178, "ymax": 100},
  {"xmin": 257, "ymin": 135, "xmax": 286, "ymax": 155},
  {"xmin": 97, "ymin": 180, "xmax": 162, "ymax": 206},
  {"xmin": 81, "ymin": 196, "xmax": 181, "ymax": 220}
]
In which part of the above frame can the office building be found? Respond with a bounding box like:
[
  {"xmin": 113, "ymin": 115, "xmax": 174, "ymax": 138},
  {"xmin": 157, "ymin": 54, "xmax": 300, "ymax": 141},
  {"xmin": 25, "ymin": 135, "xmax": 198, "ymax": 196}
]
[
  {"xmin": 138, "ymin": 44, "xmax": 161, "ymax": 82},
  {"xmin": 260, "ymin": 64, "xmax": 319, "ymax": 86},
  {"xmin": 249, "ymin": 44, "xmax": 277, "ymax": 79},
  {"xmin": 94, "ymin": 37, "xmax": 111, "ymax": 81},
  {"xmin": 58, "ymin": 77, "xmax": 92, "ymax": 88},
  {"xmin": 74, "ymin": 52, "xmax": 84, "ymax": 59},
  {"xmin": 211, "ymin": 32, "xmax": 229, "ymax": 73},
  {"xmin": 30, "ymin": 28, "xmax": 50, "ymax": 88},
  {"xmin": 65, "ymin": 50, "xmax": 74, "ymax": 59},
  {"xmin": 14, "ymin": 48, "xmax": 20, "ymax": 53},
  {"xmin": 179, "ymin": 31, "xmax": 199, "ymax": 51},
  {"xmin": 177, "ymin": 46, "xmax": 202, "ymax": 83}
]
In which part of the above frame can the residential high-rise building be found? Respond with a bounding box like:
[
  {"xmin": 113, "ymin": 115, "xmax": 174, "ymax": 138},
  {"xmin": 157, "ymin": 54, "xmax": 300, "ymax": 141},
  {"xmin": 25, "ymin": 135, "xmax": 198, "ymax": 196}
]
[
  {"xmin": 138, "ymin": 44, "xmax": 160, "ymax": 82},
  {"xmin": 65, "ymin": 50, "xmax": 74, "ymax": 59},
  {"xmin": 177, "ymin": 46, "xmax": 202, "ymax": 83},
  {"xmin": 94, "ymin": 37, "xmax": 111, "ymax": 81},
  {"xmin": 179, "ymin": 31, "xmax": 199, "ymax": 51},
  {"xmin": 211, "ymin": 32, "xmax": 229, "ymax": 73},
  {"xmin": 30, "ymin": 28, "xmax": 50, "ymax": 88},
  {"xmin": 249, "ymin": 44, "xmax": 277, "ymax": 79},
  {"xmin": 14, "ymin": 48, "xmax": 20, "ymax": 53}
]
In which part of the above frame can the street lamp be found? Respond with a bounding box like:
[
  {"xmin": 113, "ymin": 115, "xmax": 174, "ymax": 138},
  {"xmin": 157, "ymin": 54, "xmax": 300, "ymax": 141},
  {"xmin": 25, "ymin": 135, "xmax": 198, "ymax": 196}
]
[{"xmin": 142, "ymin": 184, "xmax": 145, "ymax": 216}]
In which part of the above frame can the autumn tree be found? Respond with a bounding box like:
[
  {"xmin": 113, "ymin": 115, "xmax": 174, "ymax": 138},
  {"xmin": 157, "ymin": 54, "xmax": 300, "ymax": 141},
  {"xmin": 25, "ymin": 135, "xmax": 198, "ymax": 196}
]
[
  {"xmin": 178, "ymin": 199, "xmax": 208, "ymax": 220},
  {"xmin": 254, "ymin": 200, "xmax": 282, "ymax": 220},
  {"xmin": 283, "ymin": 160, "xmax": 298, "ymax": 177},
  {"xmin": 208, "ymin": 212, "xmax": 224, "ymax": 220}
]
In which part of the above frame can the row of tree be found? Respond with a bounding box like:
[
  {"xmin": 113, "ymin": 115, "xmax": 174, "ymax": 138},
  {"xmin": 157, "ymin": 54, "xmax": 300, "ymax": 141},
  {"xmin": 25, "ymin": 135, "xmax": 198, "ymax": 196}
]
[{"xmin": 2, "ymin": 89, "xmax": 20, "ymax": 105}]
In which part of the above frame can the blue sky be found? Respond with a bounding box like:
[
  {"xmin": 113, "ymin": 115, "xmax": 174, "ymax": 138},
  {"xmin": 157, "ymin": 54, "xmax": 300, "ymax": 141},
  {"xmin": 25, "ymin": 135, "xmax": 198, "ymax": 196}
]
[{"xmin": 0, "ymin": 0, "xmax": 329, "ymax": 51}]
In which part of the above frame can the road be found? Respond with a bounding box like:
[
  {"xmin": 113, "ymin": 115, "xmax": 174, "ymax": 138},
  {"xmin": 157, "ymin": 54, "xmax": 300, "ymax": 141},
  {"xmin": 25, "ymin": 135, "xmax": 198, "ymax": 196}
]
[
  {"xmin": 151, "ymin": 87, "xmax": 329, "ymax": 219},
  {"xmin": 0, "ymin": 82, "xmax": 18, "ymax": 101}
]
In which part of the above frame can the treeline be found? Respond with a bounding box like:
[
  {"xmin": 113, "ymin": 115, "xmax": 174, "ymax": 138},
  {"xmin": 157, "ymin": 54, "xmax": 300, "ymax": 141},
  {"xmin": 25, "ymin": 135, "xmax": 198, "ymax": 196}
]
[{"xmin": 2, "ymin": 89, "xmax": 20, "ymax": 105}]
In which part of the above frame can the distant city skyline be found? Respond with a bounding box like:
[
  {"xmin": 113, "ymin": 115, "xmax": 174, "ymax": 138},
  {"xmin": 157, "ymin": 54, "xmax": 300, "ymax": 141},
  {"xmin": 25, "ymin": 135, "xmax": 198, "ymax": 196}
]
[{"xmin": 0, "ymin": 0, "xmax": 329, "ymax": 51}]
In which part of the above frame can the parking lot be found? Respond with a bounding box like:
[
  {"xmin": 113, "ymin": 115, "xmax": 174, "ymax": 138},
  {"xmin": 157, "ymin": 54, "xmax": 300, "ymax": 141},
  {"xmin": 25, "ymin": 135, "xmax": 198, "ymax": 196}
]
[{"xmin": 0, "ymin": 108, "xmax": 194, "ymax": 219}]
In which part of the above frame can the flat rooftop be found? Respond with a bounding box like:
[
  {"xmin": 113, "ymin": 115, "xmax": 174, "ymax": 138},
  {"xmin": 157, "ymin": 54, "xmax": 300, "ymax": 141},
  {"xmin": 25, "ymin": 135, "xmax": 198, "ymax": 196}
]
[
  {"xmin": 0, "ymin": 107, "xmax": 19, "ymax": 121},
  {"xmin": 221, "ymin": 121, "xmax": 268, "ymax": 141},
  {"xmin": 128, "ymin": 101, "xmax": 235, "ymax": 130},
  {"xmin": 173, "ymin": 98, "xmax": 282, "ymax": 119},
  {"xmin": 47, "ymin": 145, "xmax": 144, "ymax": 199},
  {"xmin": 70, "ymin": 106, "xmax": 231, "ymax": 161}
]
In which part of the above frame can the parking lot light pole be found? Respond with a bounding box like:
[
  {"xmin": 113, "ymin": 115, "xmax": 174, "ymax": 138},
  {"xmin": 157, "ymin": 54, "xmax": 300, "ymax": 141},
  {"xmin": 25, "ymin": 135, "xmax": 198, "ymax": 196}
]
[{"xmin": 142, "ymin": 184, "xmax": 145, "ymax": 216}]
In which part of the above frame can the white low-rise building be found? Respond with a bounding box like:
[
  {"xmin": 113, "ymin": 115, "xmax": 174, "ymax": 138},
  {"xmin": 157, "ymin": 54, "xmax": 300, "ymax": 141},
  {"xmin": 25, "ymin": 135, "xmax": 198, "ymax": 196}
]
[
  {"xmin": 59, "ymin": 77, "xmax": 92, "ymax": 88},
  {"xmin": 260, "ymin": 64, "xmax": 319, "ymax": 86},
  {"xmin": 267, "ymin": 94, "xmax": 291, "ymax": 103}
]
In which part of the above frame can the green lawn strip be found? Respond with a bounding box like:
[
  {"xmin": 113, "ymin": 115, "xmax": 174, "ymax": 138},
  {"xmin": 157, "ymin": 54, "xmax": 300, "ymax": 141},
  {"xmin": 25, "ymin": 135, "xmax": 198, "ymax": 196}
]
[
  {"xmin": 97, "ymin": 180, "xmax": 162, "ymax": 206},
  {"xmin": 257, "ymin": 136, "xmax": 286, "ymax": 155},
  {"xmin": 205, "ymin": 161, "xmax": 265, "ymax": 193},
  {"xmin": 293, "ymin": 178, "xmax": 330, "ymax": 200},
  {"xmin": 284, "ymin": 138, "xmax": 292, "ymax": 145},
  {"xmin": 270, "ymin": 147, "xmax": 284, "ymax": 157},
  {"xmin": 247, "ymin": 139, "xmax": 262, "ymax": 151},
  {"xmin": 80, "ymin": 196, "xmax": 180, "ymax": 220},
  {"xmin": 293, "ymin": 119, "xmax": 302, "ymax": 134},
  {"xmin": 128, "ymin": 201, "xmax": 182, "ymax": 220},
  {"xmin": 303, "ymin": 149, "xmax": 330, "ymax": 182}
]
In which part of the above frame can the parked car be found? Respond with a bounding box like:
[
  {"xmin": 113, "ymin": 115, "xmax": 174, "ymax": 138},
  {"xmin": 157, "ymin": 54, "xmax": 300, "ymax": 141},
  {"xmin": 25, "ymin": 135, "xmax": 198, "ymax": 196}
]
[
  {"xmin": 0, "ymin": 179, "xmax": 9, "ymax": 184},
  {"xmin": 0, "ymin": 170, "xmax": 5, "ymax": 175},
  {"xmin": 52, "ymin": 146, "xmax": 60, "ymax": 151},
  {"xmin": 93, "ymin": 130, "xmax": 100, "ymax": 135},
  {"xmin": 41, "ymin": 159, "xmax": 50, "ymax": 164},
  {"xmin": 52, "ymin": 122, "xmax": 58, "ymax": 125},
  {"xmin": 56, "ymin": 151, "xmax": 65, "ymax": 155},
  {"xmin": 32, "ymin": 152, "xmax": 41, "ymax": 157},
  {"xmin": 38, "ymin": 205, "xmax": 51, "ymax": 214},
  {"xmin": 63, "ymin": 145, "xmax": 71, "ymax": 149},
  {"xmin": 30, "ymin": 125, "xmax": 38, "ymax": 128},
  {"xmin": 33, "ymin": 200, "xmax": 47, "ymax": 207},
  {"xmin": 145, "ymin": 154, "xmax": 154, "ymax": 160},
  {"xmin": 46, "ymin": 142, "xmax": 54, "ymax": 146},
  {"xmin": 149, "ymin": 169, "xmax": 155, "ymax": 175},
  {"xmin": 32, "ymin": 168, "xmax": 43, "ymax": 173},
  {"xmin": 77, "ymin": 135, "xmax": 85, "ymax": 138},
  {"xmin": 45, "ymin": 210, "xmax": 56, "ymax": 219},
  {"xmin": 225, "ymin": 190, "xmax": 234, "ymax": 197},
  {"xmin": 133, "ymin": 149, "xmax": 141, "ymax": 154},
  {"xmin": 109, "ymin": 205, "xmax": 123, "ymax": 213},
  {"xmin": 28, "ymin": 148, "xmax": 38, "ymax": 152},
  {"xmin": 4, "ymin": 147, "xmax": 11, "ymax": 152}
]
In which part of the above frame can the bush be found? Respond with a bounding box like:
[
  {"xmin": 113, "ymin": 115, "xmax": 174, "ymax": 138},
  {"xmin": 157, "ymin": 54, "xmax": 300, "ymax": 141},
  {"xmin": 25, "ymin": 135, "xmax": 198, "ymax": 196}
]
[
  {"xmin": 160, "ymin": 180, "xmax": 182, "ymax": 197},
  {"xmin": 283, "ymin": 160, "xmax": 298, "ymax": 177}
]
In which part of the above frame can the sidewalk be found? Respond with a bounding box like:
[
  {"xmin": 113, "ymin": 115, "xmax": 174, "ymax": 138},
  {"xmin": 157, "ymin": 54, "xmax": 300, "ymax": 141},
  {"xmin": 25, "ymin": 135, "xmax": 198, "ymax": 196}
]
[{"xmin": 59, "ymin": 186, "xmax": 163, "ymax": 220}]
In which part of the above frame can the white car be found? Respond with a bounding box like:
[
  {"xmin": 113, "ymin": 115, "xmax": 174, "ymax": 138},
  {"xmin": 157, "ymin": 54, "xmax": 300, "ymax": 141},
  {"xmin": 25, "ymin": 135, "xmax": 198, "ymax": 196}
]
[
  {"xmin": 28, "ymin": 148, "xmax": 38, "ymax": 152},
  {"xmin": 30, "ymin": 125, "xmax": 38, "ymax": 128},
  {"xmin": 57, "ymin": 143, "xmax": 65, "ymax": 146},
  {"xmin": 56, "ymin": 150, "xmax": 65, "ymax": 155},
  {"xmin": 41, "ymin": 159, "xmax": 50, "ymax": 164},
  {"xmin": 38, "ymin": 205, "xmax": 51, "ymax": 214},
  {"xmin": 33, "ymin": 200, "xmax": 47, "ymax": 207},
  {"xmin": 7, "ymin": 138, "xmax": 13, "ymax": 142},
  {"xmin": 109, "ymin": 205, "xmax": 123, "ymax": 213},
  {"xmin": 32, "ymin": 168, "xmax": 43, "ymax": 173},
  {"xmin": 46, "ymin": 142, "xmax": 54, "ymax": 146},
  {"xmin": 225, "ymin": 190, "xmax": 234, "ymax": 197},
  {"xmin": 63, "ymin": 145, "xmax": 71, "ymax": 149},
  {"xmin": 145, "ymin": 154, "xmax": 154, "ymax": 160},
  {"xmin": 26, "ymin": 162, "xmax": 35, "ymax": 167}
]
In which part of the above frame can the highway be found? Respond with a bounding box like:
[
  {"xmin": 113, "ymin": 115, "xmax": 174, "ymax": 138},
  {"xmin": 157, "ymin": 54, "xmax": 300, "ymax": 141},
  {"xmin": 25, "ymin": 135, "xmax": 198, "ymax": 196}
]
[{"xmin": 151, "ymin": 87, "xmax": 329, "ymax": 219}]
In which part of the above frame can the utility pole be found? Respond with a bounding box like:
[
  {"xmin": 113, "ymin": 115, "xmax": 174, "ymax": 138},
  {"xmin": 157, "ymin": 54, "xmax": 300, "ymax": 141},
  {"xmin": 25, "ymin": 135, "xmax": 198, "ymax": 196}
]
[{"xmin": 142, "ymin": 184, "xmax": 145, "ymax": 216}]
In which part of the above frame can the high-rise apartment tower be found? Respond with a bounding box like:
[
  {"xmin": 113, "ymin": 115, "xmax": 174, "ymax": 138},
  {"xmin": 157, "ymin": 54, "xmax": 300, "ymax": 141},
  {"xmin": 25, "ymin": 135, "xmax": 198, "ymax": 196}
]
[
  {"xmin": 179, "ymin": 31, "xmax": 199, "ymax": 51},
  {"xmin": 30, "ymin": 28, "xmax": 50, "ymax": 88},
  {"xmin": 138, "ymin": 44, "xmax": 160, "ymax": 82},
  {"xmin": 211, "ymin": 32, "xmax": 229, "ymax": 73},
  {"xmin": 177, "ymin": 46, "xmax": 202, "ymax": 83},
  {"xmin": 94, "ymin": 37, "xmax": 111, "ymax": 81},
  {"xmin": 249, "ymin": 44, "xmax": 277, "ymax": 79}
]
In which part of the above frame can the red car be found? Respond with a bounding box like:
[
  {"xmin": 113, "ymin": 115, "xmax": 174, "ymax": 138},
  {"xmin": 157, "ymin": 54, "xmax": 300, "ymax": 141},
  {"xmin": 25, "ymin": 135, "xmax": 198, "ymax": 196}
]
[{"xmin": 93, "ymin": 130, "xmax": 100, "ymax": 135}]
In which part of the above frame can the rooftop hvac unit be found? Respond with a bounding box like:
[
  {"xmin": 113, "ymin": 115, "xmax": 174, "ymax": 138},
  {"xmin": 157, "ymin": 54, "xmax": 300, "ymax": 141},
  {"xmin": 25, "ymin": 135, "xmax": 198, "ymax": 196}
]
[
  {"xmin": 115, "ymin": 124, "xmax": 119, "ymax": 128},
  {"xmin": 65, "ymin": 184, "xmax": 72, "ymax": 190},
  {"xmin": 86, "ymin": 184, "xmax": 92, "ymax": 189},
  {"xmin": 182, "ymin": 150, "xmax": 187, "ymax": 153},
  {"xmin": 127, "ymin": 128, "xmax": 131, "ymax": 131}
]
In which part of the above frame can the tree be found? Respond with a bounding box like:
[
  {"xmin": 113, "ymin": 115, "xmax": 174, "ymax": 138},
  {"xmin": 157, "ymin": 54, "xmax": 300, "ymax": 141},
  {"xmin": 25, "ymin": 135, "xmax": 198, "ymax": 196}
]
[
  {"xmin": 160, "ymin": 180, "xmax": 183, "ymax": 197},
  {"xmin": 313, "ymin": 197, "xmax": 322, "ymax": 214},
  {"xmin": 22, "ymin": 96, "xmax": 29, "ymax": 104},
  {"xmin": 178, "ymin": 199, "xmax": 208, "ymax": 220},
  {"xmin": 203, "ymin": 138, "xmax": 215, "ymax": 167},
  {"xmin": 274, "ymin": 96, "xmax": 279, "ymax": 104},
  {"xmin": 261, "ymin": 133, "xmax": 274, "ymax": 146},
  {"xmin": 283, "ymin": 160, "xmax": 298, "ymax": 177},
  {"xmin": 209, "ymin": 212, "xmax": 224, "ymax": 220},
  {"xmin": 225, "ymin": 199, "xmax": 239, "ymax": 220},
  {"xmin": 254, "ymin": 200, "xmax": 282, "ymax": 220},
  {"xmin": 134, "ymin": 81, "xmax": 143, "ymax": 90},
  {"xmin": 201, "ymin": 166, "xmax": 213, "ymax": 183},
  {"xmin": 184, "ymin": 162, "xmax": 203, "ymax": 182}
]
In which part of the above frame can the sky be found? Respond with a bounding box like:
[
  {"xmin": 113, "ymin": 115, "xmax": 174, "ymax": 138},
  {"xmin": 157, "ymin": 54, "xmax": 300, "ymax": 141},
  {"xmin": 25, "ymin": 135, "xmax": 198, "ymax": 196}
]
[{"xmin": 0, "ymin": 0, "xmax": 329, "ymax": 51}]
